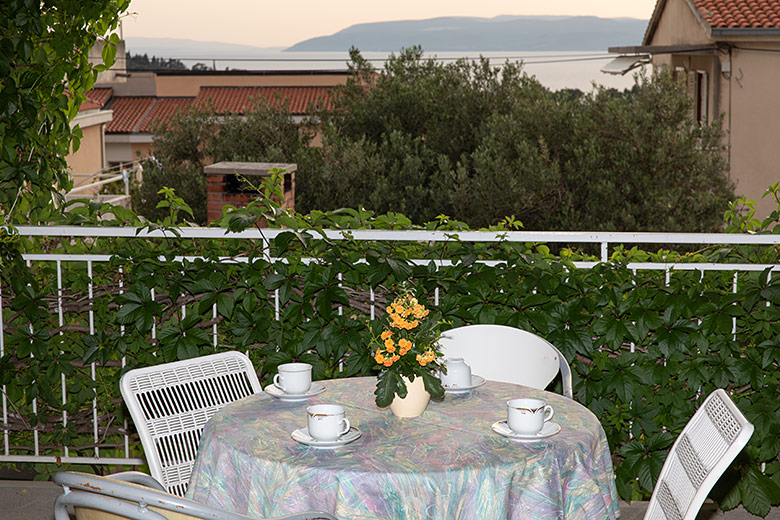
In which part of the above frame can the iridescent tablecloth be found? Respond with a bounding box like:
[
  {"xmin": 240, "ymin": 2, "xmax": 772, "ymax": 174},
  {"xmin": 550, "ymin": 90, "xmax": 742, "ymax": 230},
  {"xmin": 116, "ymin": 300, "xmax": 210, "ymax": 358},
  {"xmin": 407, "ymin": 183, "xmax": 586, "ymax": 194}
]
[{"xmin": 187, "ymin": 376, "xmax": 619, "ymax": 520}]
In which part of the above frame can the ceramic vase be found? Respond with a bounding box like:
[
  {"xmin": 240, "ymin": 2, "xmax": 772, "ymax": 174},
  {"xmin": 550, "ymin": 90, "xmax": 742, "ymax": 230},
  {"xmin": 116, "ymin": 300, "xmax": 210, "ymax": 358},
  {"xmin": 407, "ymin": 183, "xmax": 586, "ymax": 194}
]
[{"xmin": 389, "ymin": 375, "xmax": 431, "ymax": 418}]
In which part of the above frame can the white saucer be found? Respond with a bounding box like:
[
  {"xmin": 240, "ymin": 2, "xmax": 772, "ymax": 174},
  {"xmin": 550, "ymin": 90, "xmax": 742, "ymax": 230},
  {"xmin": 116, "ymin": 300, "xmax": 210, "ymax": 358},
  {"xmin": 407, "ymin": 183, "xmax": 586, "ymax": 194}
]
[
  {"xmin": 444, "ymin": 375, "xmax": 486, "ymax": 394},
  {"xmin": 291, "ymin": 426, "xmax": 362, "ymax": 448},
  {"xmin": 264, "ymin": 382, "xmax": 326, "ymax": 402},
  {"xmin": 491, "ymin": 420, "xmax": 561, "ymax": 441}
]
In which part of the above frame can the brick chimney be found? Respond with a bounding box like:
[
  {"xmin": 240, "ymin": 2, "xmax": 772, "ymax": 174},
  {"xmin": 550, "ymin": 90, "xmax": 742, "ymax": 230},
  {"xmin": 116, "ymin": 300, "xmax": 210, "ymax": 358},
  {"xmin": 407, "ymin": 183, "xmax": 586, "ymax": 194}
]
[{"xmin": 203, "ymin": 162, "xmax": 296, "ymax": 224}]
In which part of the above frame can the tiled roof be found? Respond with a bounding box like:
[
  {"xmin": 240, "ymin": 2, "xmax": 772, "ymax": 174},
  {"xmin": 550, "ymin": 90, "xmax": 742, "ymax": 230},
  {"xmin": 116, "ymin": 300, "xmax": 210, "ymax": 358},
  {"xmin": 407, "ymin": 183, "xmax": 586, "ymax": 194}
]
[
  {"xmin": 138, "ymin": 98, "xmax": 193, "ymax": 133},
  {"xmin": 194, "ymin": 86, "xmax": 333, "ymax": 114},
  {"xmin": 691, "ymin": 0, "xmax": 780, "ymax": 28},
  {"xmin": 105, "ymin": 97, "xmax": 155, "ymax": 133},
  {"xmin": 85, "ymin": 87, "xmax": 113, "ymax": 108},
  {"xmin": 78, "ymin": 99, "xmax": 103, "ymax": 112},
  {"xmin": 104, "ymin": 86, "xmax": 336, "ymax": 134}
]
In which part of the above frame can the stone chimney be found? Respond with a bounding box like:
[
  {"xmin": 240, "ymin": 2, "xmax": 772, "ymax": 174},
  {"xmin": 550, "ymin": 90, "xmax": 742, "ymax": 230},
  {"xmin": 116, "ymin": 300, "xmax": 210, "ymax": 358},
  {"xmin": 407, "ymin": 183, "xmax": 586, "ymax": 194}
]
[{"xmin": 203, "ymin": 162, "xmax": 296, "ymax": 224}]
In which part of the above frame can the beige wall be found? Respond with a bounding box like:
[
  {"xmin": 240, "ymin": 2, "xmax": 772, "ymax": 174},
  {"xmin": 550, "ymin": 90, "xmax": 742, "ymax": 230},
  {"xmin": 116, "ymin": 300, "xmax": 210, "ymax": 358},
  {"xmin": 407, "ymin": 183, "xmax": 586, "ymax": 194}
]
[
  {"xmin": 725, "ymin": 44, "xmax": 780, "ymax": 215},
  {"xmin": 68, "ymin": 124, "xmax": 105, "ymax": 175},
  {"xmin": 650, "ymin": 0, "xmax": 711, "ymax": 45},
  {"xmin": 105, "ymin": 138, "xmax": 154, "ymax": 164},
  {"xmin": 155, "ymin": 73, "xmax": 348, "ymax": 97},
  {"xmin": 67, "ymin": 118, "xmax": 108, "ymax": 191},
  {"xmin": 649, "ymin": 0, "xmax": 780, "ymax": 218}
]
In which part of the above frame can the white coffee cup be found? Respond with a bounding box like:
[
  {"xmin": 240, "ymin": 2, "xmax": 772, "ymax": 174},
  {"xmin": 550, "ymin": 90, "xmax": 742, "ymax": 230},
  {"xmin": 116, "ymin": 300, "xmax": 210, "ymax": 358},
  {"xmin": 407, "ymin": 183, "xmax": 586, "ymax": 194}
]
[
  {"xmin": 273, "ymin": 363, "xmax": 312, "ymax": 394},
  {"xmin": 306, "ymin": 404, "xmax": 351, "ymax": 441},
  {"xmin": 507, "ymin": 398, "xmax": 555, "ymax": 435},
  {"xmin": 440, "ymin": 357, "xmax": 472, "ymax": 389}
]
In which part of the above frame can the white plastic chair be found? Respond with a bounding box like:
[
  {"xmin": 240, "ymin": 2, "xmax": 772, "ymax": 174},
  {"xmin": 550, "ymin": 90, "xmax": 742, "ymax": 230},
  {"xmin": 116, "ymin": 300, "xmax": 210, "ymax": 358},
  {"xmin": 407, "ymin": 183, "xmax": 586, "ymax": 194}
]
[
  {"xmin": 643, "ymin": 389, "xmax": 754, "ymax": 520},
  {"xmin": 120, "ymin": 351, "xmax": 262, "ymax": 496},
  {"xmin": 53, "ymin": 471, "xmax": 337, "ymax": 520},
  {"xmin": 437, "ymin": 324, "xmax": 573, "ymax": 398}
]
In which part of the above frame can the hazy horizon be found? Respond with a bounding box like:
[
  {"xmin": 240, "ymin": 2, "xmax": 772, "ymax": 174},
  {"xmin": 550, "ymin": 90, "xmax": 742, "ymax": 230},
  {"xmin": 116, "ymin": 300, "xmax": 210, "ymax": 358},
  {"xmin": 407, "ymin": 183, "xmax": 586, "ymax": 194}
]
[{"xmin": 121, "ymin": 1, "xmax": 657, "ymax": 48}]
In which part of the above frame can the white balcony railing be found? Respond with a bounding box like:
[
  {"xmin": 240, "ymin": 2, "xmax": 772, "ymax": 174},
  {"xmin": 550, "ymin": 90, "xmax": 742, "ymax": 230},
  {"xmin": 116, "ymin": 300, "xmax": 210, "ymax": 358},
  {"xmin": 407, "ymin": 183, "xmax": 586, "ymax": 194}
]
[{"xmin": 2, "ymin": 226, "xmax": 780, "ymax": 467}]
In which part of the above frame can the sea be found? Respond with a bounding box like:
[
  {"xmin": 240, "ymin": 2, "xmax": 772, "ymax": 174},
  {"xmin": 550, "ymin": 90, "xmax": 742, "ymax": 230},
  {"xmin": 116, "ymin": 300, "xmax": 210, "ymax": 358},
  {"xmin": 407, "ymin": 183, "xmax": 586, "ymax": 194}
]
[{"xmin": 169, "ymin": 50, "xmax": 646, "ymax": 93}]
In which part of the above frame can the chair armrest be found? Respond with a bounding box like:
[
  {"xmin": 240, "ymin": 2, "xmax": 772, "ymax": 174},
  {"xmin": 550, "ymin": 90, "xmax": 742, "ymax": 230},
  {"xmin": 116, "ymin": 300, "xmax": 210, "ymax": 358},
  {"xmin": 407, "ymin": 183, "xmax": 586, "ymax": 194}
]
[
  {"xmin": 106, "ymin": 471, "xmax": 166, "ymax": 491},
  {"xmin": 54, "ymin": 491, "xmax": 170, "ymax": 520}
]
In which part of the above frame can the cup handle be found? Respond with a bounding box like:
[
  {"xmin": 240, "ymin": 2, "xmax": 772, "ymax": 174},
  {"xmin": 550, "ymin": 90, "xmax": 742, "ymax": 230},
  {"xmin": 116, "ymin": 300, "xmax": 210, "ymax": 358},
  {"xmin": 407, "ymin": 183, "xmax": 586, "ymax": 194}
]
[
  {"xmin": 340, "ymin": 418, "xmax": 351, "ymax": 436},
  {"xmin": 273, "ymin": 373, "xmax": 282, "ymax": 388},
  {"xmin": 543, "ymin": 405, "xmax": 555, "ymax": 422}
]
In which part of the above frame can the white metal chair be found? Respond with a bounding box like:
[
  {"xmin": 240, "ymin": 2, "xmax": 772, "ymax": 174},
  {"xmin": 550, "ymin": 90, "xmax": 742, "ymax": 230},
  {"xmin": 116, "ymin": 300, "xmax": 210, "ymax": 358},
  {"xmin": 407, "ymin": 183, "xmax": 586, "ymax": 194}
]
[
  {"xmin": 437, "ymin": 324, "xmax": 573, "ymax": 398},
  {"xmin": 53, "ymin": 471, "xmax": 337, "ymax": 520},
  {"xmin": 643, "ymin": 389, "xmax": 754, "ymax": 520},
  {"xmin": 120, "ymin": 351, "xmax": 262, "ymax": 496}
]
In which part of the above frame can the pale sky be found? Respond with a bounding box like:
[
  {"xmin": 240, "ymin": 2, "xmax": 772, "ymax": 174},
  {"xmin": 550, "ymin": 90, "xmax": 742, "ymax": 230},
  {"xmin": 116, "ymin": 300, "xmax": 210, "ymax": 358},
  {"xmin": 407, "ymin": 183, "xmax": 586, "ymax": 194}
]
[{"xmin": 121, "ymin": 0, "xmax": 658, "ymax": 48}]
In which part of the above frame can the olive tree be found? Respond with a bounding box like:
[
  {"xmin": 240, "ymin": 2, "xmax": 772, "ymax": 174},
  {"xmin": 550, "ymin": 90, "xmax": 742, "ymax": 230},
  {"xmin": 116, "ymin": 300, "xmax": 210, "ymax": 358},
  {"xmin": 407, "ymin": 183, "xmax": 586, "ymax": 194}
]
[{"xmin": 302, "ymin": 49, "xmax": 734, "ymax": 231}]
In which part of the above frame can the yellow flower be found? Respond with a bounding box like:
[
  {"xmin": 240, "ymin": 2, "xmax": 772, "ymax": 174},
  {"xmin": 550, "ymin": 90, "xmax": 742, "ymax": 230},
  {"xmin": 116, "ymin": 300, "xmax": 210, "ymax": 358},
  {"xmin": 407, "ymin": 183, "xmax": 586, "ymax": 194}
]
[
  {"xmin": 386, "ymin": 344, "xmax": 396, "ymax": 353},
  {"xmin": 375, "ymin": 351, "xmax": 386, "ymax": 364},
  {"xmin": 383, "ymin": 359, "xmax": 394, "ymax": 367},
  {"xmin": 398, "ymin": 338, "xmax": 412, "ymax": 349},
  {"xmin": 384, "ymin": 338, "xmax": 395, "ymax": 349},
  {"xmin": 381, "ymin": 330, "xmax": 393, "ymax": 340}
]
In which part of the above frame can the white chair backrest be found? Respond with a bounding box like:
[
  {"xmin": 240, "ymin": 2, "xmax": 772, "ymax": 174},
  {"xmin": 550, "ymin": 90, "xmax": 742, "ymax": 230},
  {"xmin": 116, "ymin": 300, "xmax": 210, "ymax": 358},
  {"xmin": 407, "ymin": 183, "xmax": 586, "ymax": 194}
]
[
  {"xmin": 644, "ymin": 389, "xmax": 754, "ymax": 520},
  {"xmin": 437, "ymin": 324, "xmax": 573, "ymax": 398},
  {"xmin": 120, "ymin": 351, "xmax": 261, "ymax": 497}
]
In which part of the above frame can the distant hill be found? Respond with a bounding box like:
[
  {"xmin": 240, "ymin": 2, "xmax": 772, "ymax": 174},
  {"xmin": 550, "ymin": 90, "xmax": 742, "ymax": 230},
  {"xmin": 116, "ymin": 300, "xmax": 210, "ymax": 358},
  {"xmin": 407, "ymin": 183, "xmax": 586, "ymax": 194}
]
[
  {"xmin": 285, "ymin": 15, "xmax": 647, "ymax": 52},
  {"xmin": 125, "ymin": 37, "xmax": 283, "ymax": 59}
]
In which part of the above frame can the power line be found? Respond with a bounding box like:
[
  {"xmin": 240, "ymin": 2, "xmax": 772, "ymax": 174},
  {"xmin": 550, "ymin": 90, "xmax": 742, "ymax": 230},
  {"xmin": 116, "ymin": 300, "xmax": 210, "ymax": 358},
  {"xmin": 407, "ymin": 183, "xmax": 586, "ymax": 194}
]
[{"xmin": 148, "ymin": 53, "xmax": 619, "ymax": 68}]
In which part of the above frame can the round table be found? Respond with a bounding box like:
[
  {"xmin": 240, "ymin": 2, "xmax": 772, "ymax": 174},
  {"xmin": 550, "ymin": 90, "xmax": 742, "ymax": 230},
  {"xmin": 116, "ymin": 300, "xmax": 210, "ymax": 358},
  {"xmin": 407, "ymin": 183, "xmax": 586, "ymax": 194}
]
[{"xmin": 186, "ymin": 376, "xmax": 619, "ymax": 520}]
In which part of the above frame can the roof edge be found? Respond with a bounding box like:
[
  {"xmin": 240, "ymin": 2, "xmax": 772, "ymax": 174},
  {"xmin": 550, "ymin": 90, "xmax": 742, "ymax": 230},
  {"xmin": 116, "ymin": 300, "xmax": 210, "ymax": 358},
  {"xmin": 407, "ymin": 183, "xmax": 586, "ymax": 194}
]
[
  {"xmin": 643, "ymin": 0, "xmax": 715, "ymax": 45},
  {"xmin": 711, "ymin": 27, "xmax": 780, "ymax": 36},
  {"xmin": 609, "ymin": 43, "xmax": 718, "ymax": 54},
  {"xmin": 643, "ymin": 0, "xmax": 668, "ymax": 45},
  {"xmin": 153, "ymin": 69, "xmax": 351, "ymax": 77}
]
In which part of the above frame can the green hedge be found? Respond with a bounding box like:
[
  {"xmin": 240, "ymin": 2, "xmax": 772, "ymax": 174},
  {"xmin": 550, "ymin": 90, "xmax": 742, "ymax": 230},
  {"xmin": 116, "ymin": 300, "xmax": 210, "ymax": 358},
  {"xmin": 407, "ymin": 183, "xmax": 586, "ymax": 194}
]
[{"xmin": 1, "ymin": 198, "xmax": 780, "ymax": 515}]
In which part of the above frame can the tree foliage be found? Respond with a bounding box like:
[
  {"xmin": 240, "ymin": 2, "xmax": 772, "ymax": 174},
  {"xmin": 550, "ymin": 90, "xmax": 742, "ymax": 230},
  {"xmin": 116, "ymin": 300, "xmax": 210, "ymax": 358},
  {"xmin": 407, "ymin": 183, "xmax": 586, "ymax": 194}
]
[
  {"xmin": 3, "ymin": 190, "xmax": 780, "ymax": 514},
  {"xmin": 0, "ymin": 0, "xmax": 129, "ymax": 225},
  {"xmin": 126, "ymin": 52, "xmax": 186, "ymax": 71},
  {"xmin": 297, "ymin": 47, "xmax": 734, "ymax": 231},
  {"xmin": 134, "ymin": 97, "xmax": 313, "ymax": 224}
]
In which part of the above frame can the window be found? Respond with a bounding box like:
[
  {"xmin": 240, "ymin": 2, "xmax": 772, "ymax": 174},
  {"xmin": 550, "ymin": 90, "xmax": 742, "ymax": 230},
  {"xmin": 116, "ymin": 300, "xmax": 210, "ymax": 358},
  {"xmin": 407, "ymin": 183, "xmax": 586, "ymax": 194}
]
[{"xmin": 690, "ymin": 70, "xmax": 708, "ymax": 124}]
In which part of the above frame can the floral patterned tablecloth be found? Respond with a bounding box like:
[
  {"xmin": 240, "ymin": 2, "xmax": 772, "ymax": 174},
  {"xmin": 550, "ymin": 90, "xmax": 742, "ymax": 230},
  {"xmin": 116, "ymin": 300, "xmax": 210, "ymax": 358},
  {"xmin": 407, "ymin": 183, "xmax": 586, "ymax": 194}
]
[{"xmin": 186, "ymin": 376, "xmax": 619, "ymax": 520}]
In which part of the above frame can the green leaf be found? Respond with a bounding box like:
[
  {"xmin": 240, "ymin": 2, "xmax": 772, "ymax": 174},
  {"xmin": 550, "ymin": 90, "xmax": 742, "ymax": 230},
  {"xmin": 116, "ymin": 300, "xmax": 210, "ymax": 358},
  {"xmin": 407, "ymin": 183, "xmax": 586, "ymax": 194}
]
[
  {"xmin": 740, "ymin": 468, "xmax": 780, "ymax": 517},
  {"xmin": 216, "ymin": 293, "xmax": 234, "ymax": 318},
  {"xmin": 264, "ymin": 273, "xmax": 286, "ymax": 290},
  {"xmin": 374, "ymin": 370, "xmax": 404, "ymax": 408}
]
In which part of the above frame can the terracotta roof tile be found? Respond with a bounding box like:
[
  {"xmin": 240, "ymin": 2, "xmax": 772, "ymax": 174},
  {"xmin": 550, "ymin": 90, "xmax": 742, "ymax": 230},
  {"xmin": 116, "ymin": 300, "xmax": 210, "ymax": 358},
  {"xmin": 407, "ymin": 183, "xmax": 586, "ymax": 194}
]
[
  {"xmin": 105, "ymin": 97, "xmax": 155, "ymax": 133},
  {"xmin": 105, "ymin": 86, "xmax": 336, "ymax": 134},
  {"xmin": 85, "ymin": 87, "xmax": 113, "ymax": 108},
  {"xmin": 194, "ymin": 86, "xmax": 333, "ymax": 115},
  {"xmin": 691, "ymin": 0, "xmax": 780, "ymax": 28},
  {"xmin": 78, "ymin": 100, "xmax": 103, "ymax": 112},
  {"xmin": 138, "ymin": 98, "xmax": 193, "ymax": 133}
]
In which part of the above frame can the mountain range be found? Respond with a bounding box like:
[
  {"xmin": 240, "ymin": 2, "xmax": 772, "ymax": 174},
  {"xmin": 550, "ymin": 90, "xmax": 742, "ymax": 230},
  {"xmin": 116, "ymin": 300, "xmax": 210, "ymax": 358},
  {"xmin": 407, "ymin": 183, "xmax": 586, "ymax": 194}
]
[
  {"xmin": 285, "ymin": 15, "xmax": 648, "ymax": 52},
  {"xmin": 125, "ymin": 15, "xmax": 648, "ymax": 59}
]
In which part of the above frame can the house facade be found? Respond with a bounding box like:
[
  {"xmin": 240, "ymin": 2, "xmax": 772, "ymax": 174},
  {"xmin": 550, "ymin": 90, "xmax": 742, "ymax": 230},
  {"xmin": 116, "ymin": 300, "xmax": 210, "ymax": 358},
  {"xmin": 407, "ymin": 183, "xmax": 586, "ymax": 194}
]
[
  {"xmin": 65, "ymin": 97, "xmax": 113, "ymax": 190},
  {"xmin": 610, "ymin": 0, "xmax": 780, "ymax": 218},
  {"xmin": 97, "ymin": 70, "xmax": 347, "ymax": 169}
]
